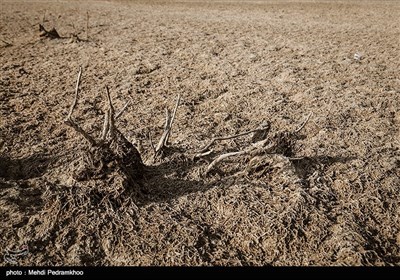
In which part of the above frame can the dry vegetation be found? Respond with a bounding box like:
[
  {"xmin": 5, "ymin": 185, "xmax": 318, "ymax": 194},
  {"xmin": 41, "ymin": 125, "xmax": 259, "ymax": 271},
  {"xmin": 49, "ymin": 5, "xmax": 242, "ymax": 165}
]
[{"xmin": 1, "ymin": 0, "xmax": 399, "ymax": 266}]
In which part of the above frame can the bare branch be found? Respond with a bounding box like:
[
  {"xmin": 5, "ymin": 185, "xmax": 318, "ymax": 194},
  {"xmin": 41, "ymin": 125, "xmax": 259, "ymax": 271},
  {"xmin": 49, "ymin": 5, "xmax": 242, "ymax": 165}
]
[
  {"xmin": 203, "ymin": 113, "xmax": 311, "ymax": 175},
  {"xmin": 197, "ymin": 126, "xmax": 269, "ymax": 154},
  {"xmin": 66, "ymin": 66, "xmax": 82, "ymax": 121},
  {"xmin": 105, "ymin": 86, "xmax": 115, "ymax": 139},
  {"xmin": 193, "ymin": 149, "xmax": 214, "ymax": 160},
  {"xmin": 164, "ymin": 108, "xmax": 171, "ymax": 130},
  {"xmin": 101, "ymin": 110, "xmax": 110, "ymax": 141},
  {"xmin": 155, "ymin": 109, "xmax": 171, "ymax": 155},
  {"xmin": 205, "ymin": 139, "xmax": 273, "ymax": 175},
  {"xmin": 205, "ymin": 151, "xmax": 246, "ymax": 175},
  {"xmin": 65, "ymin": 119, "xmax": 96, "ymax": 146},
  {"xmin": 105, "ymin": 86, "xmax": 114, "ymax": 113},
  {"xmin": 64, "ymin": 67, "xmax": 96, "ymax": 146},
  {"xmin": 295, "ymin": 112, "xmax": 313, "ymax": 133},
  {"xmin": 115, "ymin": 101, "xmax": 130, "ymax": 119},
  {"xmin": 101, "ymin": 91, "xmax": 129, "ymax": 140},
  {"xmin": 288, "ymin": 156, "xmax": 306, "ymax": 161},
  {"xmin": 154, "ymin": 94, "xmax": 180, "ymax": 156},
  {"xmin": 165, "ymin": 94, "xmax": 181, "ymax": 144}
]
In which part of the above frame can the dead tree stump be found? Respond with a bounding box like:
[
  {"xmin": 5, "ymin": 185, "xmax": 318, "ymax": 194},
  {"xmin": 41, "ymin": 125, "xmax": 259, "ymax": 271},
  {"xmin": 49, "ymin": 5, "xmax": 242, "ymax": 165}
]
[{"xmin": 64, "ymin": 67, "xmax": 143, "ymax": 189}]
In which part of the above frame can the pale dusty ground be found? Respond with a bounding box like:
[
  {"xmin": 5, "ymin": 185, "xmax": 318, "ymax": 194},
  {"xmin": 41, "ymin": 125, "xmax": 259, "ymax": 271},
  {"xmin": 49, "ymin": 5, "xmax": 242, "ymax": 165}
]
[{"xmin": 1, "ymin": 0, "xmax": 399, "ymax": 265}]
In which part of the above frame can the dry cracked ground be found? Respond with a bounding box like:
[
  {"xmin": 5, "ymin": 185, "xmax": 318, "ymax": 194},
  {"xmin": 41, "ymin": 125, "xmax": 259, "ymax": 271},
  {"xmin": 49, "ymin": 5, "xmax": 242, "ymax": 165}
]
[{"xmin": 1, "ymin": 0, "xmax": 400, "ymax": 266}]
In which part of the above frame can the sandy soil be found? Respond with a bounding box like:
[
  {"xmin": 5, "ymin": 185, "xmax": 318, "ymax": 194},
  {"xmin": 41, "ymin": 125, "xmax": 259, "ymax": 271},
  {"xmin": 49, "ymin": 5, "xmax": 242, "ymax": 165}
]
[{"xmin": 1, "ymin": 0, "xmax": 399, "ymax": 266}]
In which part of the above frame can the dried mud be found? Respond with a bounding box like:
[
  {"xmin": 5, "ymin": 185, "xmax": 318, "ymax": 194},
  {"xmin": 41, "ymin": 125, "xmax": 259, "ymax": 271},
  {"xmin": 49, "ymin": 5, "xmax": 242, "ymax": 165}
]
[{"xmin": 1, "ymin": 0, "xmax": 400, "ymax": 266}]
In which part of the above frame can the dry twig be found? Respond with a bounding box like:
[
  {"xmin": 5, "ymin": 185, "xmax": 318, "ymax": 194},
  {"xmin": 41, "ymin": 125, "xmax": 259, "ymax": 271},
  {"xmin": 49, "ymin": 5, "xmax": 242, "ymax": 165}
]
[
  {"xmin": 155, "ymin": 94, "xmax": 181, "ymax": 156},
  {"xmin": 101, "ymin": 108, "xmax": 110, "ymax": 141},
  {"xmin": 64, "ymin": 67, "xmax": 96, "ymax": 146},
  {"xmin": 193, "ymin": 149, "xmax": 214, "ymax": 160},
  {"xmin": 105, "ymin": 86, "xmax": 115, "ymax": 139},
  {"xmin": 205, "ymin": 138, "xmax": 273, "ymax": 175},
  {"xmin": 204, "ymin": 111, "xmax": 313, "ymax": 175},
  {"xmin": 67, "ymin": 67, "xmax": 82, "ymax": 120},
  {"xmin": 197, "ymin": 125, "xmax": 270, "ymax": 154},
  {"xmin": 165, "ymin": 94, "xmax": 181, "ymax": 144},
  {"xmin": 115, "ymin": 101, "xmax": 130, "ymax": 119},
  {"xmin": 206, "ymin": 151, "xmax": 245, "ymax": 174},
  {"xmin": 295, "ymin": 112, "xmax": 313, "ymax": 133}
]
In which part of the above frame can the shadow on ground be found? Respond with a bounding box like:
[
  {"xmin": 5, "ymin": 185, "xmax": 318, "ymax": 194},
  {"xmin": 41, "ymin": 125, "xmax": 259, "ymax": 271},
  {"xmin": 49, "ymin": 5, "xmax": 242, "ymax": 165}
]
[{"xmin": 0, "ymin": 153, "xmax": 53, "ymax": 180}]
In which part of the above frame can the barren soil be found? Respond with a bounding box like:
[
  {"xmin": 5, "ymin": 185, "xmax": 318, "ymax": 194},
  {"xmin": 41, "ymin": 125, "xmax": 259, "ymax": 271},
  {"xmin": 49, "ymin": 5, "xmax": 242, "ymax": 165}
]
[{"xmin": 1, "ymin": 0, "xmax": 400, "ymax": 266}]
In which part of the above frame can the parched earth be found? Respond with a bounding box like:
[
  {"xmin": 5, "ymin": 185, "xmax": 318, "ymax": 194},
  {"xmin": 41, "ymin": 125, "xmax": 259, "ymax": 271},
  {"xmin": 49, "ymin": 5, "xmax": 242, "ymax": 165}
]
[{"xmin": 1, "ymin": 0, "xmax": 399, "ymax": 266}]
